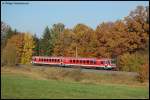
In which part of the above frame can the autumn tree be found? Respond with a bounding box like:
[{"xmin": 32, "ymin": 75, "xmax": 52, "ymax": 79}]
[
  {"xmin": 110, "ymin": 20, "xmax": 128, "ymax": 57},
  {"xmin": 1, "ymin": 38, "xmax": 17, "ymax": 66},
  {"xmin": 53, "ymin": 28, "xmax": 76, "ymax": 56},
  {"xmin": 95, "ymin": 22, "xmax": 115, "ymax": 58},
  {"xmin": 50, "ymin": 23, "xmax": 65, "ymax": 54},
  {"xmin": 40, "ymin": 23, "xmax": 65, "ymax": 56},
  {"xmin": 124, "ymin": 6, "xmax": 149, "ymax": 53},
  {"xmin": 1, "ymin": 21, "xmax": 19, "ymax": 50},
  {"xmin": 21, "ymin": 33, "xmax": 35, "ymax": 64},
  {"xmin": 1, "ymin": 21, "xmax": 10, "ymax": 49},
  {"xmin": 1, "ymin": 33, "xmax": 24, "ymax": 66},
  {"xmin": 73, "ymin": 24, "xmax": 98, "ymax": 57}
]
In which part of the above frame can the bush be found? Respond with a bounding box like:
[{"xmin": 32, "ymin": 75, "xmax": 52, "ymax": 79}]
[
  {"xmin": 118, "ymin": 52, "xmax": 147, "ymax": 72},
  {"xmin": 68, "ymin": 67, "xmax": 83, "ymax": 82},
  {"xmin": 137, "ymin": 63, "xmax": 149, "ymax": 83}
]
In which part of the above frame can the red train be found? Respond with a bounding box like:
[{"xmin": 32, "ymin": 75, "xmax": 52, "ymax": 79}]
[{"xmin": 31, "ymin": 56, "xmax": 116, "ymax": 69}]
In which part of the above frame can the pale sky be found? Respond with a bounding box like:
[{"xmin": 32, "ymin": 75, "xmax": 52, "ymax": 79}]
[{"xmin": 1, "ymin": 1, "xmax": 149, "ymax": 38}]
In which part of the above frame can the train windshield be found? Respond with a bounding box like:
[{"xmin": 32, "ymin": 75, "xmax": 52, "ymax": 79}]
[
  {"xmin": 111, "ymin": 59, "xmax": 116, "ymax": 64},
  {"xmin": 105, "ymin": 60, "xmax": 110, "ymax": 64}
]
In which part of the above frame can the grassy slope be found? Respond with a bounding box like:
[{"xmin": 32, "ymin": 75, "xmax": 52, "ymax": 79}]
[{"xmin": 1, "ymin": 74, "xmax": 149, "ymax": 99}]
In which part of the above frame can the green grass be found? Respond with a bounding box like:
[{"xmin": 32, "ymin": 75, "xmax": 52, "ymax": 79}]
[{"xmin": 1, "ymin": 74, "xmax": 149, "ymax": 99}]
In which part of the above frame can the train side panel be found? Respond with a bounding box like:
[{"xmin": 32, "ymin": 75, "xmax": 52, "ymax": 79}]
[{"xmin": 31, "ymin": 56, "xmax": 116, "ymax": 69}]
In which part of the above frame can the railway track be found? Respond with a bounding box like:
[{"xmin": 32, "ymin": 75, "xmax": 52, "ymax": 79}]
[{"xmin": 18, "ymin": 64, "xmax": 138, "ymax": 77}]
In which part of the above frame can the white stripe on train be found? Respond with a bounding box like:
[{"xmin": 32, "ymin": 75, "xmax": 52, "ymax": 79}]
[{"xmin": 31, "ymin": 61, "xmax": 114, "ymax": 68}]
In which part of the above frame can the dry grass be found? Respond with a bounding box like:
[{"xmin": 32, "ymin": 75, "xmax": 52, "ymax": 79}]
[{"xmin": 1, "ymin": 65, "xmax": 149, "ymax": 86}]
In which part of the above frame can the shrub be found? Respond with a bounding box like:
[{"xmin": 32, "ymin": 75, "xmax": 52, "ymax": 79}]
[
  {"xmin": 118, "ymin": 52, "xmax": 146, "ymax": 72},
  {"xmin": 137, "ymin": 63, "xmax": 149, "ymax": 83},
  {"xmin": 68, "ymin": 67, "xmax": 83, "ymax": 82}
]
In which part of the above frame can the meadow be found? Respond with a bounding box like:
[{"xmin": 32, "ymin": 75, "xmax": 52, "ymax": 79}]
[{"xmin": 1, "ymin": 65, "xmax": 149, "ymax": 99}]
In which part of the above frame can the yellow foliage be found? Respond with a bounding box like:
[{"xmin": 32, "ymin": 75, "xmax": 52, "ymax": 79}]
[{"xmin": 21, "ymin": 33, "xmax": 35, "ymax": 64}]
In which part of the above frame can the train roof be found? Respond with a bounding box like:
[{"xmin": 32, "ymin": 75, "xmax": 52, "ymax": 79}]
[{"xmin": 32, "ymin": 56, "xmax": 112, "ymax": 60}]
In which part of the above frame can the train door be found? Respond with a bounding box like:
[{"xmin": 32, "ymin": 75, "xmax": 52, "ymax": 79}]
[{"xmin": 60, "ymin": 58, "xmax": 65, "ymax": 67}]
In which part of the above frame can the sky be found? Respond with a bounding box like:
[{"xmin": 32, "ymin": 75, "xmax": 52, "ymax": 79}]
[{"xmin": 1, "ymin": 1, "xmax": 149, "ymax": 38}]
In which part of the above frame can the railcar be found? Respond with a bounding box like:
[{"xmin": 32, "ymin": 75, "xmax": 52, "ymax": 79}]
[{"xmin": 31, "ymin": 56, "xmax": 116, "ymax": 69}]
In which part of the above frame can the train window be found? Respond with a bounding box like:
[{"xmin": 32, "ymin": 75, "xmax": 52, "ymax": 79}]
[
  {"xmin": 79, "ymin": 60, "xmax": 81, "ymax": 63},
  {"xmin": 87, "ymin": 60, "xmax": 89, "ymax": 64},
  {"xmin": 76, "ymin": 60, "xmax": 79, "ymax": 63},
  {"xmin": 101, "ymin": 61, "xmax": 104, "ymax": 64},
  {"xmin": 85, "ymin": 60, "xmax": 87, "ymax": 64},
  {"xmin": 106, "ymin": 61, "xmax": 110, "ymax": 64},
  {"xmin": 90, "ymin": 60, "xmax": 93, "ymax": 64},
  {"xmin": 70, "ymin": 60, "xmax": 72, "ymax": 63},
  {"xmin": 83, "ymin": 60, "xmax": 85, "ymax": 64},
  {"xmin": 93, "ymin": 60, "xmax": 96, "ymax": 64},
  {"xmin": 73, "ymin": 60, "xmax": 75, "ymax": 63}
]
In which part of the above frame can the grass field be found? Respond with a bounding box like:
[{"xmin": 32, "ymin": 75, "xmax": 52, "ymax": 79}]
[{"xmin": 1, "ymin": 66, "xmax": 149, "ymax": 99}]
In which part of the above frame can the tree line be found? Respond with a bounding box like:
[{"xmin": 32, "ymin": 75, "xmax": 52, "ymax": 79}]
[{"xmin": 1, "ymin": 6, "xmax": 149, "ymax": 75}]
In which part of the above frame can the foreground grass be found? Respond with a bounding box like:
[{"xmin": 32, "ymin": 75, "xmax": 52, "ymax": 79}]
[
  {"xmin": 1, "ymin": 73, "xmax": 149, "ymax": 99},
  {"xmin": 1, "ymin": 65, "xmax": 148, "ymax": 86}
]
